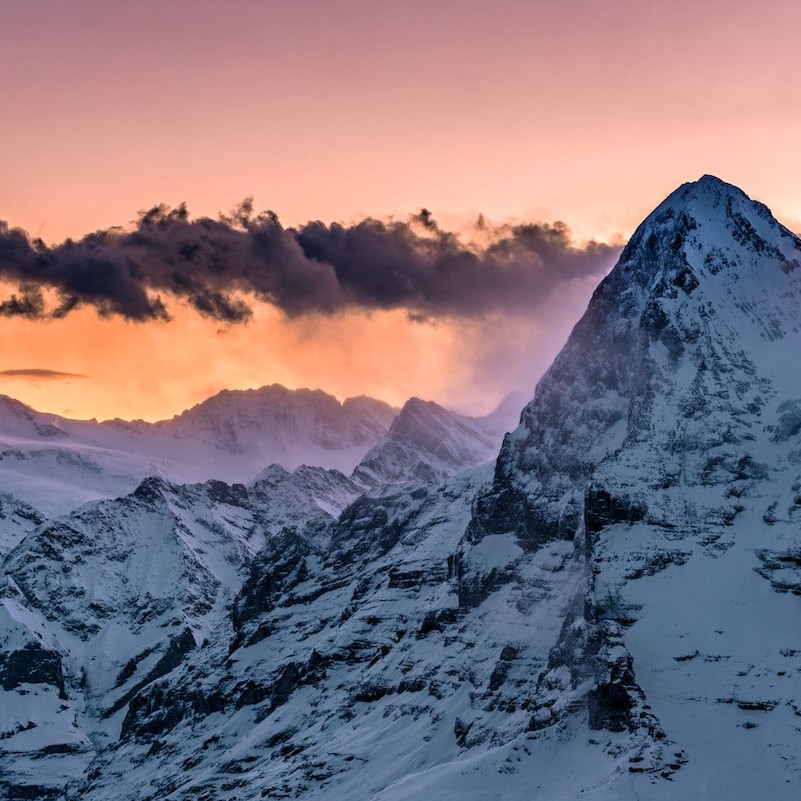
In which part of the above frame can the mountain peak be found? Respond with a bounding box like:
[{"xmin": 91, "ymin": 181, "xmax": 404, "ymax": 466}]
[
  {"xmin": 352, "ymin": 396, "xmax": 503, "ymax": 487},
  {"xmin": 678, "ymin": 172, "xmax": 740, "ymax": 197},
  {"xmin": 652, "ymin": 173, "xmax": 759, "ymax": 221},
  {"xmin": 604, "ymin": 175, "xmax": 801, "ymax": 307},
  {"xmin": 488, "ymin": 176, "xmax": 801, "ymax": 546}
]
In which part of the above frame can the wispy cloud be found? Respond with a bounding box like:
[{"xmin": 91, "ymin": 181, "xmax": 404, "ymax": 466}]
[
  {"xmin": 0, "ymin": 203, "xmax": 621, "ymax": 323},
  {"xmin": 0, "ymin": 368, "xmax": 88, "ymax": 380}
]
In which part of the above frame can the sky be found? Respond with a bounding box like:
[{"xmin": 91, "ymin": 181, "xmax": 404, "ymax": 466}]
[{"xmin": 2, "ymin": 0, "xmax": 800, "ymax": 420}]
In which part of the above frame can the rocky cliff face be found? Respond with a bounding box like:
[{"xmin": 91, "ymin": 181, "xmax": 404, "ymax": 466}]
[
  {"xmin": 3, "ymin": 176, "xmax": 801, "ymax": 801},
  {"xmin": 475, "ymin": 176, "xmax": 801, "ymax": 546}
]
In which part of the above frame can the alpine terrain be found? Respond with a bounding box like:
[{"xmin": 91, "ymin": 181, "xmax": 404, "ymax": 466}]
[
  {"xmin": 2, "ymin": 175, "xmax": 801, "ymax": 800},
  {"xmin": 0, "ymin": 387, "xmax": 399, "ymax": 515}
]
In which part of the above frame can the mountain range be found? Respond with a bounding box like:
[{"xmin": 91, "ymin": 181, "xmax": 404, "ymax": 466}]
[
  {"xmin": 2, "ymin": 175, "xmax": 801, "ymax": 800},
  {"xmin": 0, "ymin": 386, "xmax": 519, "ymax": 516}
]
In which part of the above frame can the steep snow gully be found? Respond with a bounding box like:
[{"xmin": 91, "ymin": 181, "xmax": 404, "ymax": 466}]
[{"xmin": 1, "ymin": 176, "xmax": 801, "ymax": 800}]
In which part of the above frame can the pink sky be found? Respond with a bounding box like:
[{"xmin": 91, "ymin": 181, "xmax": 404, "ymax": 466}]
[{"xmin": 1, "ymin": 0, "xmax": 800, "ymax": 419}]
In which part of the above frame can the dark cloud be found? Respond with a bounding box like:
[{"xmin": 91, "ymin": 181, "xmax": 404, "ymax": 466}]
[
  {"xmin": 0, "ymin": 286, "xmax": 45, "ymax": 318},
  {"xmin": 0, "ymin": 204, "xmax": 621, "ymax": 323},
  {"xmin": 0, "ymin": 369, "xmax": 88, "ymax": 380}
]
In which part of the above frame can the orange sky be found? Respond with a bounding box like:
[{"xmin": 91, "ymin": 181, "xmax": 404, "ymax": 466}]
[
  {"xmin": 0, "ymin": 279, "xmax": 598, "ymax": 420},
  {"xmin": 2, "ymin": 0, "xmax": 800, "ymax": 419}
]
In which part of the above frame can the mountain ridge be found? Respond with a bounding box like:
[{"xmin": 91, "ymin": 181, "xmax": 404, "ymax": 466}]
[{"xmin": 0, "ymin": 384, "xmax": 516, "ymax": 518}]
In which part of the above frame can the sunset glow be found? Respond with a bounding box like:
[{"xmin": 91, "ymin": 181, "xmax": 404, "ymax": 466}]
[{"xmin": 0, "ymin": 279, "xmax": 600, "ymax": 420}]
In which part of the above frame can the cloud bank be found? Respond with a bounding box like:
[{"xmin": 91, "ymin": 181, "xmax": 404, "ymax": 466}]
[{"xmin": 0, "ymin": 204, "xmax": 620, "ymax": 322}]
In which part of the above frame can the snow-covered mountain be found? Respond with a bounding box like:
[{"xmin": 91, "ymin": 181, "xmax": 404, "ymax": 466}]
[
  {"xmin": 0, "ymin": 384, "xmax": 514, "ymax": 517},
  {"xmin": 3, "ymin": 175, "xmax": 801, "ymax": 800},
  {"xmin": 0, "ymin": 386, "xmax": 397, "ymax": 515},
  {"xmin": 353, "ymin": 396, "xmax": 515, "ymax": 487},
  {"xmin": 457, "ymin": 174, "xmax": 801, "ymax": 797},
  {"xmin": 152, "ymin": 386, "xmax": 398, "ymax": 467},
  {"xmin": 0, "ymin": 465, "xmax": 365, "ymax": 798}
]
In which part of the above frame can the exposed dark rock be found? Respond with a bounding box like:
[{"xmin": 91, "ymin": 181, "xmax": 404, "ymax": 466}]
[
  {"xmin": 754, "ymin": 548, "xmax": 801, "ymax": 595},
  {"xmin": 488, "ymin": 646, "xmax": 518, "ymax": 691},
  {"xmin": 416, "ymin": 608, "xmax": 458, "ymax": 637},
  {"xmin": 466, "ymin": 479, "xmax": 572, "ymax": 552},
  {"xmin": 0, "ymin": 643, "xmax": 67, "ymax": 699},
  {"xmin": 387, "ymin": 566, "xmax": 426, "ymax": 589},
  {"xmin": 673, "ymin": 651, "xmax": 700, "ymax": 663},
  {"xmin": 120, "ymin": 681, "xmax": 227, "ymax": 741},
  {"xmin": 642, "ymin": 300, "xmax": 685, "ymax": 363},
  {"xmin": 547, "ymin": 595, "xmax": 591, "ymax": 677},
  {"xmin": 456, "ymin": 561, "xmax": 516, "ymax": 611},
  {"xmin": 584, "ymin": 487, "xmax": 647, "ymax": 539},
  {"xmin": 234, "ymin": 679, "xmax": 273, "ymax": 709},
  {"xmin": 232, "ymin": 529, "xmax": 310, "ymax": 630},
  {"xmin": 329, "ymin": 496, "xmax": 406, "ymax": 566},
  {"xmin": 624, "ymin": 550, "xmax": 691, "ymax": 580},
  {"xmin": 204, "ymin": 480, "xmax": 249, "ymax": 506},
  {"xmin": 736, "ymin": 699, "xmax": 778, "ymax": 711},
  {"xmin": 773, "ymin": 400, "xmax": 801, "ymax": 442},
  {"xmin": 114, "ymin": 658, "xmax": 139, "ymax": 688},
  {"xmin": 36, "ymin": 743, "xmax": 87, "ymax": 756},
  {"xmin": 272, "ymin": 662, "xmax": 300, "ymax": 708},
  {"xmin": 352, "ymin": 682, "xmax": 392, "ymax": 703},
  {"xmin": 0, "ymin": 782, "xmax": 64, "ymax": 800},
  {"xmin": 132, "ymin": 476, "xmax": 170, "ymax": 504},
  {"xmin": 588, "ymin": 682, "xmax": 634, "ymax": 732},
  {"xmin": 454, "ymin": 717, "xmax": 472, "ymax": 747}
]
